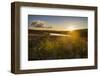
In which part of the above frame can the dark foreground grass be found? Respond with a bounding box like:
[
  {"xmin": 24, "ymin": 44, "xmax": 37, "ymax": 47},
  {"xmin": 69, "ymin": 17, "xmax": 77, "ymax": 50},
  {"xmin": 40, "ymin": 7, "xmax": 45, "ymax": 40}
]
[{"xmin": 28, "ymin": 29, "xmax": 88, "ymax": 60}]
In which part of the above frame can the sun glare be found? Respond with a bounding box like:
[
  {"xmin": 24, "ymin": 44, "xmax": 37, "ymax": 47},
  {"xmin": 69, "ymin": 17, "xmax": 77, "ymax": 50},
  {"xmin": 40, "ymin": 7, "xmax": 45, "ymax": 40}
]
[{"xmin": 67, "ymin": 26, "xmax": 76, "ymax": 32}]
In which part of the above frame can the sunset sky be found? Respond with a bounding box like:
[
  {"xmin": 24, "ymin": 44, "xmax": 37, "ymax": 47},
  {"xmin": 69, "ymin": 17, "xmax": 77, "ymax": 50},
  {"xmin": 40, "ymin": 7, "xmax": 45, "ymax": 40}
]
[{"xmin": 28, "ymin": 15, "xmax": 88, "ymax": 31}]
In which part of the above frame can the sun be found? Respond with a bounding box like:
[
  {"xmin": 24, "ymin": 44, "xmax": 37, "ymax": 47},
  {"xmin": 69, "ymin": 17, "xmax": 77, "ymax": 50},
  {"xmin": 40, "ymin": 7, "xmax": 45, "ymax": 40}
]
[{"xmin": 67, "ymin": 26, "xmax": 76, "ymax": 32}]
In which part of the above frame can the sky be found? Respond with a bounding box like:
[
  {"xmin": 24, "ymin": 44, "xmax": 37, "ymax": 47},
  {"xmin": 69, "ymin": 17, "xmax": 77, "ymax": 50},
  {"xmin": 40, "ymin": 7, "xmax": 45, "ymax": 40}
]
[{"xmin": 28, "ymin": 15, "xmax": 88, "ymax": 31}]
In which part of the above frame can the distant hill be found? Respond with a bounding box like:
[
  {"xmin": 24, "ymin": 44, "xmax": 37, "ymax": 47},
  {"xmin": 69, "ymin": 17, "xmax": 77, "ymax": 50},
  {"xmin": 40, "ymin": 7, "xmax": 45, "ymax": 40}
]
[{"xmin": 28, "ymin": 29, "xmax": 88, "ymax": 37}]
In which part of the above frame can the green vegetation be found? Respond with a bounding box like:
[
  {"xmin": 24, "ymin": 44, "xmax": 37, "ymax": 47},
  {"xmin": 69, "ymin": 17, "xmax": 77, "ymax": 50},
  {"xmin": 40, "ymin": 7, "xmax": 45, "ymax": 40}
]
[{"xmin": 28, "ymin": 29, "xmax": 88, "ymax": 60}]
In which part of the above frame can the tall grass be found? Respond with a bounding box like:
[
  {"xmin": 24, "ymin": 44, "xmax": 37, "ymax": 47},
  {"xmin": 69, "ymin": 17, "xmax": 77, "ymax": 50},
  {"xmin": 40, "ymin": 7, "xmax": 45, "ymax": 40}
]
[{"xmin": 28, "ymin": 31, "xmax": 88, "ymax": 60}]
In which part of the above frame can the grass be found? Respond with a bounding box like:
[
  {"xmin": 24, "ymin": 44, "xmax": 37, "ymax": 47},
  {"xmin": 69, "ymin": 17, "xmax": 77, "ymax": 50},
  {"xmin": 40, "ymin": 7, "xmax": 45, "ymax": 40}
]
[{"xmin": 28, "ymin": 29, "xmax": 88, "ymax": 60}]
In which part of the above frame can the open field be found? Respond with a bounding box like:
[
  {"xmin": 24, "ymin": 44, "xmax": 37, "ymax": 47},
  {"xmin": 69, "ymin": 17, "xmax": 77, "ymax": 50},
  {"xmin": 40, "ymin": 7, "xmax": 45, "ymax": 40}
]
[{"xmin": 28, "ymin": 29, "xmax": 88, "ymax": 60}]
